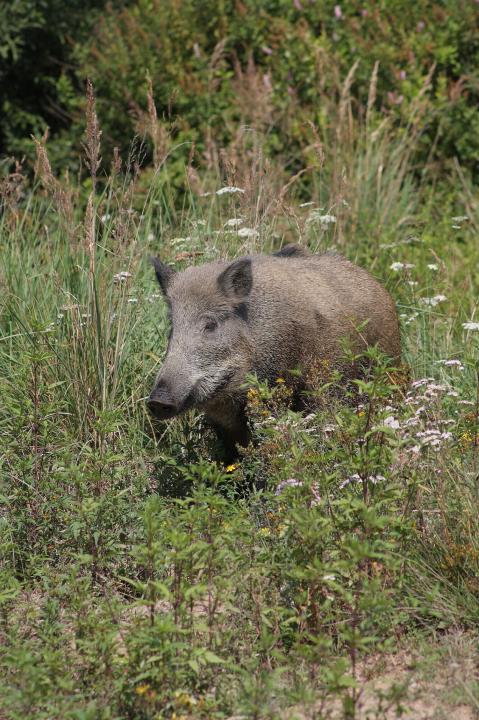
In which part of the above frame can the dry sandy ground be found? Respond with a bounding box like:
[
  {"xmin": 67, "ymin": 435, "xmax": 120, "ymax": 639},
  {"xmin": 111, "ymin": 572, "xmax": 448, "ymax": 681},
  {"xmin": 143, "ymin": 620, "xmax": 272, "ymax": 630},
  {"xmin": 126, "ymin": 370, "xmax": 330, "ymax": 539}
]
[
  {"xmin": 278, "ymin": 629, "xmax": 479, "ymax": 720},
  {"xmin": 3, "ymin": 592, "xmax": 477, "ymax": 719}
]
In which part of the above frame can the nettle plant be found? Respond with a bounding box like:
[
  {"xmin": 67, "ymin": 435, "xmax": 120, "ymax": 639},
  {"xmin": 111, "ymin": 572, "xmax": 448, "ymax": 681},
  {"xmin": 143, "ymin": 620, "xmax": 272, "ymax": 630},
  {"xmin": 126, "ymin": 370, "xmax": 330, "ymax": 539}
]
[
  {"xmin": 216, "ymin": 348, "xmax": 458, "ymax": 709},
  {"xmin": 115, "ymin": 350, "xmax": 423, "ymax": 715}
]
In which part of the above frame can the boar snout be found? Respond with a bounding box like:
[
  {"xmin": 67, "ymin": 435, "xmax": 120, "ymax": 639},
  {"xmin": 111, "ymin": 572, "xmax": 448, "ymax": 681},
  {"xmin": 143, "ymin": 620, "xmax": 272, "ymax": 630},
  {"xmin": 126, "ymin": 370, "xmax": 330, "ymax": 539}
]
[{"xmin": 147, "ymin": 381, "xmax": 182, "ymax": 419}]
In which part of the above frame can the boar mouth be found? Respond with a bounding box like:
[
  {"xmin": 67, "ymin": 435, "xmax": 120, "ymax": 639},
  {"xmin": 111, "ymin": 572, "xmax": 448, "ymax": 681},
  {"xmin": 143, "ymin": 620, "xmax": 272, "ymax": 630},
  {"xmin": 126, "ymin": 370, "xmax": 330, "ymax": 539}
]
[
  {"xmin": 194, "ymin": 368, "xmax": 236, "ymax": 405},
  {"xmin": 150, "ymin": 369, "xmax": 238, "ymax": 420}
]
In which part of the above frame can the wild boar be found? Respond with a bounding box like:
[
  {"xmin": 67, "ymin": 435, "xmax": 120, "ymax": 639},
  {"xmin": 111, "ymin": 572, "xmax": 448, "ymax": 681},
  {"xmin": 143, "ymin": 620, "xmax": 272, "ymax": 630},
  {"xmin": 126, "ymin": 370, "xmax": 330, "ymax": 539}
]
[{"xmin": 147, "ymin": 245, "xmax": 400, "ymax": 458}]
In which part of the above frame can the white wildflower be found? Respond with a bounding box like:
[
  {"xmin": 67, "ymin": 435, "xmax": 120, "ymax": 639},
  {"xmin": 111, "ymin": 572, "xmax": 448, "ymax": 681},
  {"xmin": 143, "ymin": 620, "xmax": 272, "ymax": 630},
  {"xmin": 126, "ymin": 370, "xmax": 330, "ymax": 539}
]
[
  {"xmin": 113, "ymin": 271, "xmax": 132, "ymax": 284},
  {"xmin": 224, "ymin": 218, "xmax": 243, "ymax": 228},
  {"xmin": 427, "ymin": 263, "xmax": 438, "ymax": 271},
  {"xmin": 463, "ymin": 322, "xmax": 479, "ymax": 331},
  {"xmin": 408, "ymin": 281, "xmax": 418, "ymax": 287},
  {"xmin": 436, "ymin": 359, "xmax": 464, "ymax": 370},
  {"xmin": 411, "ymin": 377, "xmax": 435, "ymax": 389},
  {"xmin": 416, "ymin": 429, "xmax": 452, "ymax": 448},
  {"xmin": 322, "ymin": 423, "xmax": 337, "ymax": 434},
  {"xmin": 452, "ymin": 225, "xmax": 462, "ymax": 230},
  {"xmin": 419, "ymin": 295, "xmax": 447, "ymax": 306},
  {"xmin": 128, "ymin": 298, "xmax": 138, "ymax": 304},
  {"xmin": 437, "ymin": 359, "xmax": 461, "ymax": 366},
  {"xmin": 340, "ymin": 473, "xmax": 385, "ymax": 489},
  {"xmin": 311, "ymin": 483, "xmax": 322, "ymax": 505},
  {"xmin": 306, "ymin": 210, "xmax": 337, "ymax": 228},
  {"xmin": 237, "ymin": 227, "xmax": 259, "ymax": 238},
  {"xmin": 318, "ymin": 214, "xmax": 337, "ymax": 225},
  {"xmin": 403, "ymin": 416, "xmax": 420, "ymax": 427},
  {"xmin": 411, "ymin": 381, "xmax": 425, "ymax": 391},
  {"xmin": 323, "ymin": 574, "xmax": 336, "ymax": 581},
  {"xmin": 451, "ymin": 215, "xmax": 468, "ymax": 222},
  {"xmin": 275, "ymin": 478, "xmax": 303, "ymax": 495},
  {"xmin": 390, "ymin": 262, "xmax": 415, "ymax": 271},
  {"xmin": 383, "ymin": 416, "xmax": 400, "ymax": 430},
  {"xmin": 147, "ymin": 233, "xmax": 155, "ymax": 242},
  {"xmin": 403, "ymin": 311, "xmax": 419, "ymax": 325},
  {"xmin": 216, "ymin": 186, "xmax": 245, "ymax": 195},
  {"xmin": 340, "ymin": 473, "xmax": 361, "ymax": 488},
  {"xmin": 423, "ymin": 383, "xmax": 447, "ymax": 395}
]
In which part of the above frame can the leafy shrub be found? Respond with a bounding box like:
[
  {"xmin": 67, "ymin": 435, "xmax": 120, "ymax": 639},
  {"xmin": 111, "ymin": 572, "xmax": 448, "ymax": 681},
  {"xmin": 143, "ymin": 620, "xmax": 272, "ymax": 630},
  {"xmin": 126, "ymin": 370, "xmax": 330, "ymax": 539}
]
[
  {"xmin": 69, "ymin": 0, "xmax": 479, "ymax": 179},
  {"xmin": 0, "ymin": 0, "xmax": 109, "ymax": 163},
  {"xmin": 1, "ymin": 81, "xmax": 479, "ymax": 717}
]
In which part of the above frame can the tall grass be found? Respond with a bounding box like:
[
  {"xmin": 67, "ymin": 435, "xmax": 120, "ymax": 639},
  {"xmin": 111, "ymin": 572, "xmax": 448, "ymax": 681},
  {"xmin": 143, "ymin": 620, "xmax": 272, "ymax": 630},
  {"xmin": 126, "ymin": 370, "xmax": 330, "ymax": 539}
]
[{"xmin": 0, "ymin": 77, "xmax": 478, "ymax": 718}]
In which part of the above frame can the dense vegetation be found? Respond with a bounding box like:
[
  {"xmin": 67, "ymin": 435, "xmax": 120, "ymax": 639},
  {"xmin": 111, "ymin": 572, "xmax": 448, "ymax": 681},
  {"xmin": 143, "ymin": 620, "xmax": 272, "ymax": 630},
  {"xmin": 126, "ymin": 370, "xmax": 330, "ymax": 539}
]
[
  {"xmin": 2, "ymin": 1, "xmax": 479, "ymax": 179},
  {"xmin": 1, "ymin": 2, "xmax": 479, "ymax": 718}
]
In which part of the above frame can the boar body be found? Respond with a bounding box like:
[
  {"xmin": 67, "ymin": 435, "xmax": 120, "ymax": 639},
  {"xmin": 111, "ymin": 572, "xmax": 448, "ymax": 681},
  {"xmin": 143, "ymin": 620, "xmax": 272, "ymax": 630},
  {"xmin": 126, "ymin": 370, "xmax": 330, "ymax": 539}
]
[{"xmin": 148, "ymin": 246, "xmax": 400, "ymax": 458}]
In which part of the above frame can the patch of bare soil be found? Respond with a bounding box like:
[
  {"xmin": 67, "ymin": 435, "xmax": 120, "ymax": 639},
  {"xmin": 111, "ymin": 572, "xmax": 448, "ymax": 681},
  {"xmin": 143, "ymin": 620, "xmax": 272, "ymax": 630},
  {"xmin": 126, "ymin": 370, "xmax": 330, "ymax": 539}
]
[{"xmin": 284, "ymin": 630, "xmax": 478, "ymax": 720}]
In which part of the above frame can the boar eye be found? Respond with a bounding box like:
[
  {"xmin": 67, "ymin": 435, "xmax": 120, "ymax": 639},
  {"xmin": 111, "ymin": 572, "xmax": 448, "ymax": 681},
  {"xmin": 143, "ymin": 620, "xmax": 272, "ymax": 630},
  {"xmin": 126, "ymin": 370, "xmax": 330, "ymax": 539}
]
[{"xmin": 203, "ymin": 319, "xmax": 218, "ymax": 333}]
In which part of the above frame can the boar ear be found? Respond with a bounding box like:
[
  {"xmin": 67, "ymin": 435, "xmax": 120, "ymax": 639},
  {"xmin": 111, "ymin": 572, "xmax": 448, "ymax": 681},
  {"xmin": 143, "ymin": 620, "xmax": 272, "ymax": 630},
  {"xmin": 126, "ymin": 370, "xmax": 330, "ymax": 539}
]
[
  {"xmin": 217, "ymin": 258, "xmax": 253, "ymax": 299},
  {"xmin": 150, "ymin": 257, "xmax": 176, "ymax": 294}
]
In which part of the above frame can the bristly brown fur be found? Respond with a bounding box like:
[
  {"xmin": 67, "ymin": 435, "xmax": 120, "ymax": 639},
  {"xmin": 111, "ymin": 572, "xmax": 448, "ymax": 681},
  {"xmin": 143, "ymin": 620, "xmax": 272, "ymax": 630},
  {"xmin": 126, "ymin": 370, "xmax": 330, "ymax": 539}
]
[{"xmin": 149, "ymin": 249, "xmax": 401, "ymax": 460}]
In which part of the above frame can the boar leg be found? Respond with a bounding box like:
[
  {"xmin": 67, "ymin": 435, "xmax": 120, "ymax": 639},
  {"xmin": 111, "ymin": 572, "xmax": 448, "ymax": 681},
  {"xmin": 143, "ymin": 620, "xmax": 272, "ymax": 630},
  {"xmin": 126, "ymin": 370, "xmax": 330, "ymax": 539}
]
[{"xmin": 206, "ymin": 406, "xmax": 250, "ymax": 463}]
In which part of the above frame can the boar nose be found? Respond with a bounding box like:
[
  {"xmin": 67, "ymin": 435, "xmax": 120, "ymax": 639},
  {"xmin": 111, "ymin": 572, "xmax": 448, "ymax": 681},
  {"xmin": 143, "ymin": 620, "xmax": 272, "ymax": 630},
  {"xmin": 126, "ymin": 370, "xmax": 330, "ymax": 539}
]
[{"xmin": 147, "ymin": 385, "xmax": 178, "ymax": 419}]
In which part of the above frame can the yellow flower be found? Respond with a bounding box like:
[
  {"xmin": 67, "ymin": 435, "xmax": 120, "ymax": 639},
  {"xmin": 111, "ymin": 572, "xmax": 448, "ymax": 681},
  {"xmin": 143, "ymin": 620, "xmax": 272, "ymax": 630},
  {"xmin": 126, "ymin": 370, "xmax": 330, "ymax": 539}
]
[
  {"xmin": 174, "ymin": 690, "xmax": 197, "ymax": 707},
  {"xmin": 460, "ymin": 431, "xmax": 474, "ymax": 448},
  {"xmin": 135, "ymin": 684, "xmax": 150, "ymax": 696},
  {"xmin": 259, "ymin": 527, "xmax": 271, "ymax": 537},
  {"xmin": 275, "ymin": 377, "xmax": 285, "ymax": 384},
  {"xmin": 226, "ymin": 463, "xmax": 238, "ymax": 473}
]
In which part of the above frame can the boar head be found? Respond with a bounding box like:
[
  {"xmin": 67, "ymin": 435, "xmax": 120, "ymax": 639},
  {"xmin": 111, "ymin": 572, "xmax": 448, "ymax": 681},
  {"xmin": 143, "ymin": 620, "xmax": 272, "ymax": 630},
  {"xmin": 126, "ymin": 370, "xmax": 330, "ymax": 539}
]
[{"xmin": 147, "ymin": 256, "xmax": 254, "ymax": 420}]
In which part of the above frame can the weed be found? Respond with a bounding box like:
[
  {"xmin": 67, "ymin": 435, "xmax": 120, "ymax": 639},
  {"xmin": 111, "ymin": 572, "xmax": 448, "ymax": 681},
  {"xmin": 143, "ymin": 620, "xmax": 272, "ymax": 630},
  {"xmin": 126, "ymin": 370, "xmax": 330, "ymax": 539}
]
[{"xmin": 0, "ymin": 79, "xmax": 478, "ymax": 719}]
